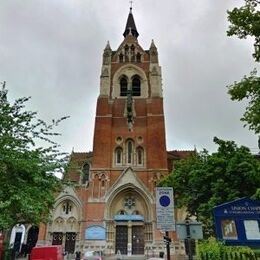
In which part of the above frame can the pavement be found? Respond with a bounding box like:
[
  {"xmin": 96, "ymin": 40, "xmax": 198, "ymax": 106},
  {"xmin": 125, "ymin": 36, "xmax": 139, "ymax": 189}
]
[
  {"xmin": 16, "ymin": 255, "xmax": 147, "ymax": 260},
  {"xmin": 17, "ymin": 256, "xmax": 147, "ymax": 260}
]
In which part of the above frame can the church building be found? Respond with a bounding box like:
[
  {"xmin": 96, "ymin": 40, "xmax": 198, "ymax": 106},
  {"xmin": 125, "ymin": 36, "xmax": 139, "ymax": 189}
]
[{"xmin": 36, "ymin": 7, "xmax": 191, "ymax": 257}]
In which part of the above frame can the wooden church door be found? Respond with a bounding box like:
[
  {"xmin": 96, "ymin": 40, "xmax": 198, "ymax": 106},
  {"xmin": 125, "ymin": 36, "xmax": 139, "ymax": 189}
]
[
  {"xmin": 132, "ymin": 226, "xmax": 144, "ymax": 255},
  {"xmin": 65, "ymin": 232, "xmax": 76, "ymax": 253},
  {"xmin": 115, "ymin": 226, "xmax": 128, "ymax": 255}
]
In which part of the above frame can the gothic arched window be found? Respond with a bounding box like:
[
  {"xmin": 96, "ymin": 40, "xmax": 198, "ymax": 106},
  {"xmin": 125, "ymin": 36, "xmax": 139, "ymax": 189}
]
[
  {"xmin": 136, "ymin": 147, "xmax": 144, "ymax": 166},
  {"xmin": 136, "ymin": 53, "xmax": 141, "ymax": 62},
  {"xmin": 131, "ymin": 45, "xmax": 135, "ymax": 62},
  {"xmin": 132, "ymin": 76, "xmax": 141, "ymax": 96},
  {"xmin": 119, "ymin": 53, "xmax": 123, "ymax": 63},
  {"xmin": 127, "ymin": 139, "xmax": 134, "ymax": 164},
  {"xmin": 120, "ymin": 77, "xmax": 128, "ymax": 96},
  {"xmin": 62, "ymin": 201, "xmax": 73, "ymax": 215},
  {"xmin": 82, "ymin": 163, "xmax": 90, "ymax": 184},
  {"xmin": 115, "ymin": 147, "xmax": 123, "ymax": 165}
]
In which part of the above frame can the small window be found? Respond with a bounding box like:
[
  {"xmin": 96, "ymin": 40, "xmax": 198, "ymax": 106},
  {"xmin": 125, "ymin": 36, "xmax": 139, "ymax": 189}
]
[
  {"xmin": 119, "ymin": 210, "xmax": 126, "ymax": 215},
  {"xmin": 132, "ymin": 76, "xmax": 141, "ymax": 96},
  {"xmin": 119, "ymin": 53, "xmax": 123, "ymax": 63},
  {"xmin": 115, "ymin": 147, "xmax": 123, "ymax": 165},
  {"xmin": 82, "ymin": 163, "xmax": 90, "ymax": 184},
  {"xmin": 136, "ymin": 53, "xmax": 141, "ymax": 62},
  {"xmin": 127, "ymin": 140, "xmax": 134, "ymax": 164},
  {"xmin": 120, "ymin": 77, "xmax": 128, "ymax": 96},
  {"xmin": 137, "ymin": 147, "xmax": 144, "ymax": 165},
  {"xmin": 63, "ymin": 201, "xmax": 72, "ymax": 215}
]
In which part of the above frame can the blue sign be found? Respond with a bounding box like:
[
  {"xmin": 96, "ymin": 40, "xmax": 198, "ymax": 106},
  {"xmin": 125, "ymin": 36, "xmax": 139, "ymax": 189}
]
[
  {"xmin": 160, "ymin": 196, "xmax": 170, "ymax": 207},
  {"xmin": 156, "ymin": 187, "xmax": 175, "ymax": 231},
  {"xmin": 85, "ymin": 226, "xmax": 106, "ymax": 240},
  {"xmin": 114, "ymin": 214, "xmax": 144, "ymax": 221},
  {"xmin": 213, "ymin": 197, "xmax": 260, "ymax": 246}
]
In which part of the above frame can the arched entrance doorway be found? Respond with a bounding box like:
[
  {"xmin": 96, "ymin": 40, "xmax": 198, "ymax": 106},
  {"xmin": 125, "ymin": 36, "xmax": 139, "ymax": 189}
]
[
  {"xmin": 106, "ymin": 186, "xmax": 153, "ymax": 256},
  {"xmin": 48, "ymin": 195, "xmax": 81, "ymax": 254}
]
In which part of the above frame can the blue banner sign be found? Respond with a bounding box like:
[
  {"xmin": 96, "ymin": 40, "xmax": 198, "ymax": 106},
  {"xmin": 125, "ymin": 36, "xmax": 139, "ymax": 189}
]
[
  {"xmin": 85, "ymin": 225, "xmax": 106, "ymax": 240},
  {"xmin": 114, "ymin": 214, "xmax": 144, "ymax": 221},
  {"xmin": 213, "ymin": 197, "xmax": 260, "ymax": 246}
]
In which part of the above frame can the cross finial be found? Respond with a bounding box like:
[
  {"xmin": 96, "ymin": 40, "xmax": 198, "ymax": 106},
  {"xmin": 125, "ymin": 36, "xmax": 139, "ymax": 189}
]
[{"xmin": 130, "ymin": 0, "xmax": 133, "ymax": 10}]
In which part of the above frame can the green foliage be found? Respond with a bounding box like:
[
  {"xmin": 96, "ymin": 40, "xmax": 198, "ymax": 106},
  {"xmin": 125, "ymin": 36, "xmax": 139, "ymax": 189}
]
[
  {"xmin": 197, "ymin": 238, "xmax": 256, "ymax": 260},
  {"xmin": 197, "ymin": 238, "xmax": 224, "ymax": 260},
  {"xmin": 160, "ymin": 137, "xmax": 260, "ymax": 235},
  {"xmin": 227, "ymin": 1, "xmax": 260, "ymax": 134},
  {"xmin": 227, "ymin": 69, "xmax": 260, "ymax": 134},
  {"xmin": 227, "ymin": 0, "xmax": 260, "ymax": 60},
  {"xmin": 0, "ymin": 83, "xmax": 68, "ymax": 230}
]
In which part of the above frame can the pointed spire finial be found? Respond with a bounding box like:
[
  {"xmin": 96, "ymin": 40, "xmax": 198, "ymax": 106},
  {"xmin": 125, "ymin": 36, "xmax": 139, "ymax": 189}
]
[
  {"xmin": 105, "ymin": 40, "xmax": 111, "ymax": 50},
  {"xmin": 150, "ymin": 39, "xmax": 156, "ymax": 48},
  {"xmin": 123, "ymin": 3, "xmax": 139, "ymax": 38}
]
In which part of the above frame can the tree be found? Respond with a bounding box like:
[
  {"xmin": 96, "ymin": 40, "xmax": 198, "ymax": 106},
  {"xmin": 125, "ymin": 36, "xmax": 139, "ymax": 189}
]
[
  {"xmin": 160, "ymin": 137, "xmax": 260, "ymax": 235},
  {"xmin": 227, "ymin": 0, "xmax": 260, "ymax": 134},
  {"xmin": 0, "ymin": 82, "xmax": 68, "ymax": 231}
]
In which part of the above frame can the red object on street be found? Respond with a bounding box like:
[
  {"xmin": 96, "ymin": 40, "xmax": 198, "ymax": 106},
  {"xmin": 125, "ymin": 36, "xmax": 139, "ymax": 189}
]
[
  {"xmin": 30, "ymin": 245, "xmax": 64, "ymax": 260},
  {"xmin": 0, "ymin": 232, "xmax": 5, "ymax": 260}
]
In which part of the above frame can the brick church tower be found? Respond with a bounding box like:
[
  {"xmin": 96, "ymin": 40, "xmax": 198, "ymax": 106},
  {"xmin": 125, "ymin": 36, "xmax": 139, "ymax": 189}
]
[
  {"xmin": 36, "ymin": 7, "xmax": 191, "ymax": 257},
  {"xmin": 89, "ymin": 6, "xmax": 168, "ymax": 255}
]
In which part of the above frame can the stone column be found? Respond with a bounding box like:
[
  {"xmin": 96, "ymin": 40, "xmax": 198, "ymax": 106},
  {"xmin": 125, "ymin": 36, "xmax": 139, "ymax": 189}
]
[{"xmin": 127, "ymin": 221, "xmax": 132, "ymax": 256}]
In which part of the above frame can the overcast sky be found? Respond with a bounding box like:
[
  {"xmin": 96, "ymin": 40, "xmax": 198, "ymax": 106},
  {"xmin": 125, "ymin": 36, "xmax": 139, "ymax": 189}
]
[{"xmin": 0, "ymin": 0, "xmax": 258, "ymax": 154}]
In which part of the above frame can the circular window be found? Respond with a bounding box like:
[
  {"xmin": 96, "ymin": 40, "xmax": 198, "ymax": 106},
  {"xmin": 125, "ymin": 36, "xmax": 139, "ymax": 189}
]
[
  {"xmin": 137, "ymin": 136, "xmax": 143, "ymax": 144},
  {"xmin": 116, "ymin": 136, "xmax": 123, "ymax": 144}
]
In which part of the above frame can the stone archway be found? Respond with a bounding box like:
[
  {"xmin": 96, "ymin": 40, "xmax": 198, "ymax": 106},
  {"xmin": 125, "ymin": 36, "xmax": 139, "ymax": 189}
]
[
  {"xmin": 105, "ymin": 185, "xmax": 153, "ymax": 256},
  {"xmin": 48, "ymin": 193, "xmax": 82, "ymax": 254}
]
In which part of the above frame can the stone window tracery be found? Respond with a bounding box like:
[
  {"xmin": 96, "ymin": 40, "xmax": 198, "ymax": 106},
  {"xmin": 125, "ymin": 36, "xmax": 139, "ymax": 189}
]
[
  {"xmin": 63, "ymin": 201, "xmax": 73, "ymax": 215},
  {"xmin": 114, "ymin": 138, "xmax": 145, "ymax": 167}
]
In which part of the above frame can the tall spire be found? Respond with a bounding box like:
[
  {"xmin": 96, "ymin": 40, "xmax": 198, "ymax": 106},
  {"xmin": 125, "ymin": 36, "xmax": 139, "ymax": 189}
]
[{"xmin": 123, "ymin": 7, "xmax": 139, "ymax": 38}]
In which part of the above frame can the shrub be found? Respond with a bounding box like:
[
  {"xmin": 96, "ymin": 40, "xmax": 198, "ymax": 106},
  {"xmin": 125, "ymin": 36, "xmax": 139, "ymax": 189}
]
[{"xmin": 197, "ymin": 238, "xmax": 256, "ymax": 260}]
